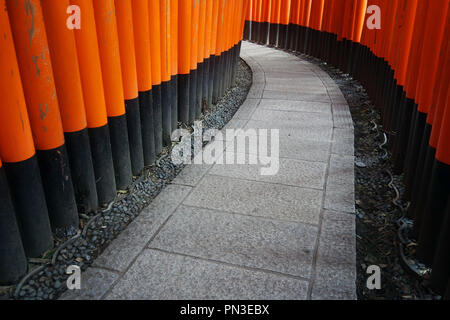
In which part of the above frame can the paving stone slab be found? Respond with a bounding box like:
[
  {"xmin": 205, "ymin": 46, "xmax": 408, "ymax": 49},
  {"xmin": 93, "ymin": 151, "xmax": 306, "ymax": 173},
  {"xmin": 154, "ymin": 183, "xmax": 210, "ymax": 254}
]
[
  {"xmin": 92, "ymin": 185, "xmax": 192, "ymax": 272},
  {"xmin": 149, "ymin": 205, "xmax": 318, "ymax": 278},
  {"xmin": 244, "ymin": 119, "xmax": 333, "ymax": 141},
  {"xmin": 333, "ymin": 128, "xmax": 355, "ymax": 140},
  {"xmin": 324, "ymin": 182, "xmax": 355, "ymax": 213},
  {"xmin": 233, "ymin": 98, "xmax": 260, "ymax": 120},
  {"xmin": 327, "ymin": 154, "xmax": 355, "ymax": 187},
  {"xmin": 60, "ymin": 268, "xmax": 119, "ymax": 300},
  {"xmin": 331, "ymin": 141, "xmax": 354, "ymax": 156},
  {"xmin": 209, "ymin": 151, "xmax": 327, "ymax": 189},
  {"xmin": 247, "ymin": 84, "xmax": 265, "ymax": 99},
  {"xmin": 263, "ymin": 90, "xmax": 331, "ymax": 103},
  {"xmin": 258, "ymin": 99, "xmax": 331, "ymax": 114},
  {"xmin": 264, "ymin": 78, "xmax": 326, "ymax": 88},
  {"xmin": 105, "ymin": 249, "xmax": 309, "ymax": 300},
  {"xmin": 265, "ymin": 73, "xmax": 323, "ymax": 81},
  {"xmin": 264, "ymin": 85, "xmax": 328, "ymax": 95},
  {"xmin": 332, "ymin": 104, "xmax": 354, "ymax": 129},
  {"xmin": 250, "ymin": 108, "xmax": 332, "ymax": 125},
  {"xmin": 183, "ymin": 175, "xmax": 323, "ymax": 224},
  {"xmin": 172, "ymin": 163, "xmax": 213, "ymax": 186},
  {"xmin": 222, "ymin": 118, "xmax": 248, "ymax": 130},
  {"xmin": 262, "ymin": 68, "xmax": 316, "ymax": 75},
  {"xmin": 224, "ymin": 135, "xmax": 331, "ymax": 162},
  {"xmin": 311, "ymin": 211, "xmax": 356, "ymax": 300}
]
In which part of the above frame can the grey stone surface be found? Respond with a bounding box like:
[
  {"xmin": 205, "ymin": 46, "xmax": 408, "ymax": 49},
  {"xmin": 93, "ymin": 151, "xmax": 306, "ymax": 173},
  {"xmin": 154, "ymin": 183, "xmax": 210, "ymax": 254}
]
[
  {"xmin": 333, "ymin": 128, "xmax": 354, "ymax": 140},
  {"xmin": 224, "ymin": 135, "xmax": 331, "ymax": 162},
  {"xmin": 311, "ymin": 210, "xmax": 356, "ymax": 300},
  {"xmin": 223, "ymin": 118, "xmax": 248, "ymax": 130},
  {"xmin": 250, "ymin": 108, "xmax": 332, "ymax": 125},
  {"xmin": 93, "ymin": 185, "xmax": 192, "ymax": 271},
  {"xmin": 331, "ymin": 128, "xmax": 355, "ymax": 156},
  {"xmin": 330, "ymin": 95, "xmax": 347, "ymax": 104},
  {"xmin": 105, "ymin": 249, "xmax": 309, "ymax": 300},
  {"xmin": 333, "ymin": 104, "xmax": 354, "ymax": 129},
  {"xmin": 327, "ymin": 154, "xmax": 355, "ymax": 187},
  {"xmin": 247, "ymin": 83, "xmax": 265, "ymax": 99},
  {"xmin": 263, "ymin": 67, "xmax": 316, "ymax": 75},
  {"xmin": 264, "ymin": 73, "xmax": 322, "ymax": 81},
  {"xmin": 183, "ymin": 175, "xmax": 323, "ymax": 224},
  {"xmin": 258, "ymin": 99, "xmax": 331, "ymax": 114},
  {"xmin": 60, "ymin": 268, "xmax": 119, "ymax": 300},
  {"xmin": 263, "ymin": 90, "xmax": 331, "ymax": 102},
  {"xmin": 332, "ymin": 141, "xmax": 354, "ymax": 156},
  {"xmin": 324, "ymin": 182, "xmax": 355, "ymax": 213},
  {"xmin": 172, "ymin": 163, "xmax": 213, "ymax": 186},
  {"xmin": 264, "ymin": 83, "xmax": 328, "ymax": 94},
  {"xmin": 209, "ymin": 151, "xmax": 327, "ymax": 189},
  {"xmin": 233, "ymin": 98, "xmax": 260, "ymax": 120},
  {"xmin": 149, "ymin": 206, "xmax": 318, "ymax": 278},
  {"xmin": 244, "ymin": 119, "xmax": 333, "ymax": 141}
]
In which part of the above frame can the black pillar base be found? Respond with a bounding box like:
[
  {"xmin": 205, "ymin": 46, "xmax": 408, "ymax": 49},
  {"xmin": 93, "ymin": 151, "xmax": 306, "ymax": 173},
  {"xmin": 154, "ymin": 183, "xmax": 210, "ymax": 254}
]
[
  {"xmin": 65, "ymin": 128, "xmax": 98, "ymax": 213},
  {"xmin": 417, "ymin": 160, "xmax": 450, "ymax": 265},
  {"xmin": 125, "ymin": 97, "xmax": 144, "ymax": 176},
  {"xmin": 161, "ymin": 80, "xmax": 172, "ymax": 146},
  {"xmin": 37, "ymin": 144, "xmax": 79, "ymax": 235},
  {"xmin": 170, "ymin": 75, "xmax": 178, "ymax": 132},
  {"xmin": 189, "ymin": 68, "xmax": 198, "ymax": 125},
  {"xmin": 4, "ymin": 155, "xmax": 54, "ymax": 257},
  {"xmin": 152, "ymin": 84, "xmax": 163, "ymax": 154},
  {"xmin": 88, "ymin": 124, "xmax": 117, "ymax": 205},
  {"xmin": 0, "ymin": 165, "xmax": 27, "ymax": 284},
  {"xmin": 138, "ymin": 90, "xmax": 156, "ymax": 167},
  {"xmin": 178, "ymin": 73, "xmax": 190, "ymax": 124}
]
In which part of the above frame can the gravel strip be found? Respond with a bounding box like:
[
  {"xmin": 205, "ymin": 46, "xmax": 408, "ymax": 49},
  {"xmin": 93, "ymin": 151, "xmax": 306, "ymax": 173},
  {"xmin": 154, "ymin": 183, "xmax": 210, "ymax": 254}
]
[{"xmin": 0, "ymin": 58, "xmax": 252, "ymax": 301}]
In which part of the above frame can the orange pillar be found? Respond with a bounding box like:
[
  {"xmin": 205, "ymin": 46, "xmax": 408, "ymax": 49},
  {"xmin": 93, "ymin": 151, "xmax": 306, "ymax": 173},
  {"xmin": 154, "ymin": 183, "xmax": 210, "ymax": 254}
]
[
  {"xmin": 268, "ymin": 0, "xmax": 281, "ymax": 46},
  {"xmin": 209, "ymin": 0, "xmax": 220, "ymax": 103},
  {"xmin": 189, "ymin": 0, "xmax": 200, "ymax": 122},
  {"xmin": 278, "ymin": 0, "xmax": 291, "ymax": 48},
  {"xmin": 417, "ymin": 89, "xmax": 450, "ymax": 267},
  {"xmin": 391, "ymin": 0, "xmax": 418, "ymax": 87},
  {"xmin": 415, "ymin": 0, "xmax": 449, "ymax": 115},
  {"xmin": 0, "ymin": 1, "xmax": 53, "ymax": 257},
  {"xmin": 170, "ymin": 0, "xmax": 179, "ymax": 129},
  {"xmin": 204, "ymin": 0, "xmax": 214, "ymax": 106},
  {"xmin": 177, "ymin": 0, "xmax": 192, "ymax": 123},
  {"xmin": 7, "ymin": 0, "xmax": 80, "ymax": 233},
  {"xmin": 41, "ymin": 0, "xmax": 98, "ymax": 212},
  {"xmin": 160, "ymin": 0, "xmax": 172, "ymax": 145},
  {"xmin": 71, "ymin": 0, "xmax": 117, "ymax": 205},
  {"xmin": 149, "ymin": 0, "xmax": 163, "ymax": 153},
  {"xmin": 412, "ymin": 4, "xmax": 450, "ymax": 264},
  {"xmin": 114, "ymin": 0, "xmax": 145, "ymax": 175},
  {"xmin": 243, "ymin": 0, "xmax": 251, "ymax": 40},
  {"xmin": 196, "ymin": 0, "xmax": 207, "ymax": 117},
  {"xmin": 402, "ymin": 0, "xmax": 431, "ymax": 195},
  {"xmin": 131, "ymin": 0, "xmax": 155, "ymax": 167},
  {"xmin": 94, "ymin": 0, "xmax": 133, "ymax": 189},
  {"xmin": 213, "ymin": 0, "xmax": 225, "ymax": 102}
]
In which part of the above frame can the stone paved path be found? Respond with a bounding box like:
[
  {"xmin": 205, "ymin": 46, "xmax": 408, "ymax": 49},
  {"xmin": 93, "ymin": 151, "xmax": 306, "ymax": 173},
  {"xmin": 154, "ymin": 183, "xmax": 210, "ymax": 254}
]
[{"xmin": 61, "ymin": 42, "xmax": 356, "ymax": 300}]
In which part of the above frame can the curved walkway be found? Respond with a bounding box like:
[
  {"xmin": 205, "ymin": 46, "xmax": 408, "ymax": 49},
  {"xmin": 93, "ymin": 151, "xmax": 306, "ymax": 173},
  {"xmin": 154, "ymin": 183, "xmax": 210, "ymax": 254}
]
[{"xmin": 62, "ymin": 42, "xmax": 356, "ymax": 300}]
